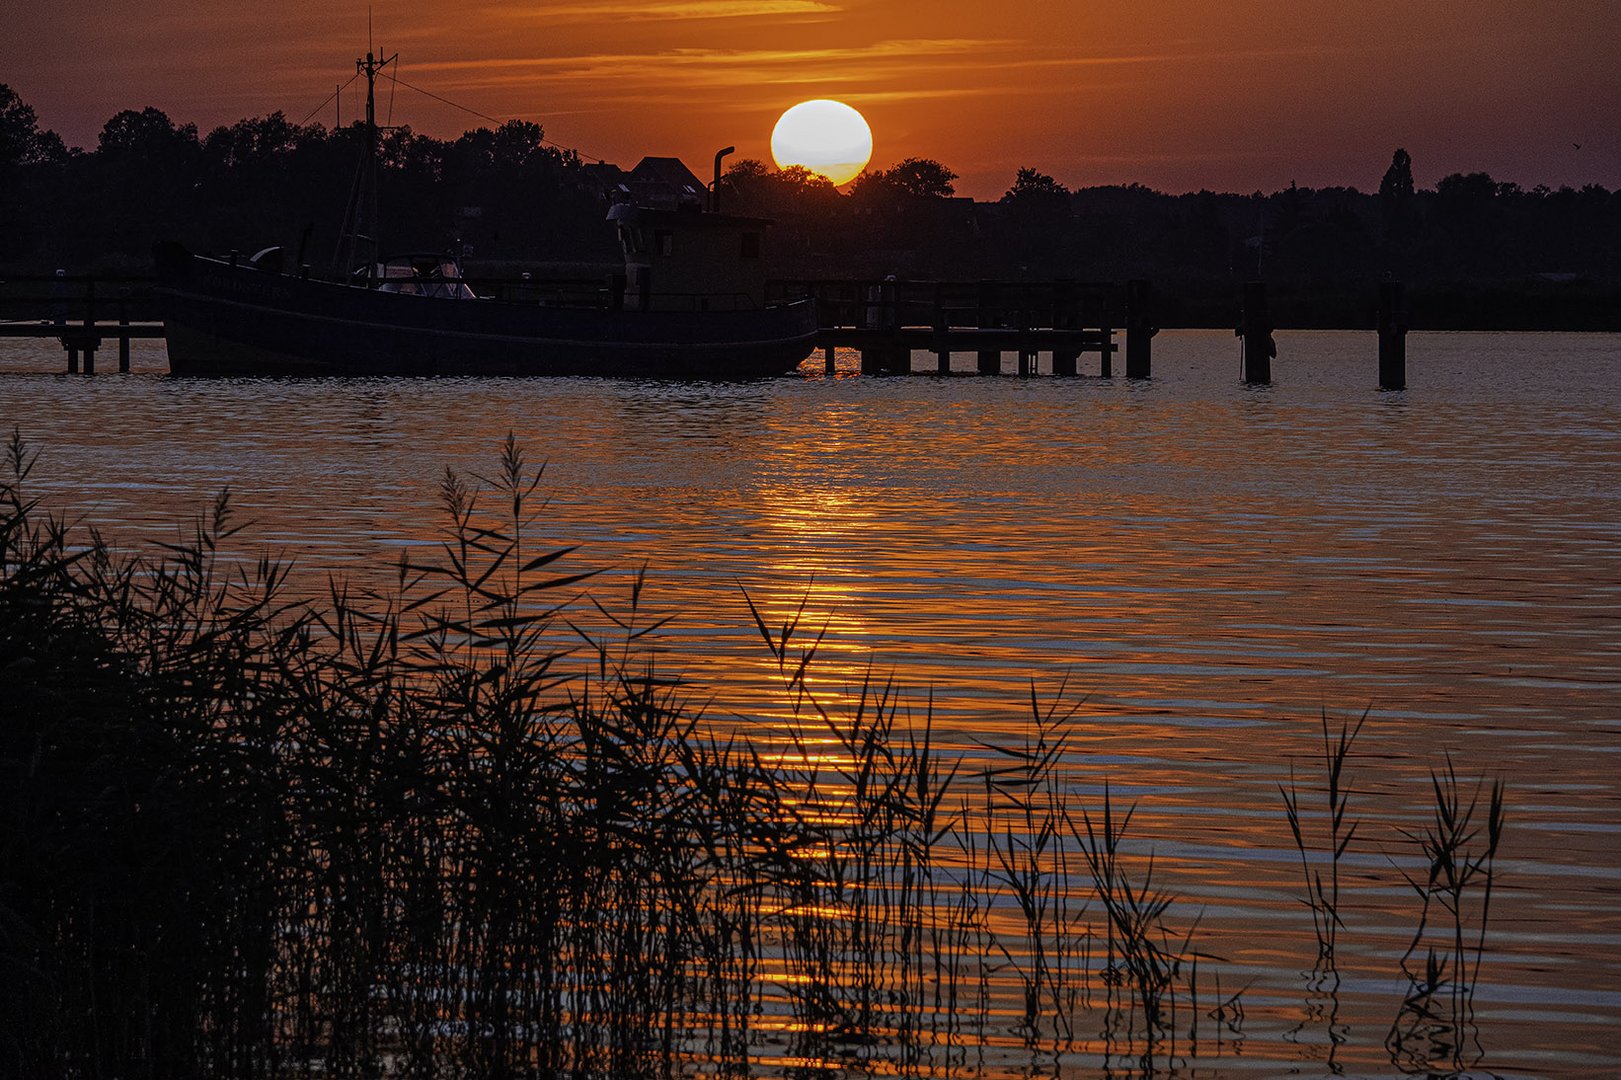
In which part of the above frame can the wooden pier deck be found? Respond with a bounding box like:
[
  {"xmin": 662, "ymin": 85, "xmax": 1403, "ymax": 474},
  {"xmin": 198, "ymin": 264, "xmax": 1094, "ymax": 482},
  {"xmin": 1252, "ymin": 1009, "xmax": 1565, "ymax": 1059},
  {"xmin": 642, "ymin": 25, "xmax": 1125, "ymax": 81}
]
[
  {"xmin": 0, "ymin": 275, "xmax": 163, "ymax": 373},
  {"xmin": 771, "ymin": 278, "xmax": 1155, "ymax": 376}
]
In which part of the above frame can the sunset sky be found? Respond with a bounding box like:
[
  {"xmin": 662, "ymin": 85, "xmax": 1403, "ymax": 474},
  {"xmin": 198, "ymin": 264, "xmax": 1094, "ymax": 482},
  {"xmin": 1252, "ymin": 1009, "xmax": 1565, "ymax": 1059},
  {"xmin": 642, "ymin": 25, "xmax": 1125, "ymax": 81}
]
[{"xmin": 4, "ymin": 1, "xmax": 1616, "ymax": 199}]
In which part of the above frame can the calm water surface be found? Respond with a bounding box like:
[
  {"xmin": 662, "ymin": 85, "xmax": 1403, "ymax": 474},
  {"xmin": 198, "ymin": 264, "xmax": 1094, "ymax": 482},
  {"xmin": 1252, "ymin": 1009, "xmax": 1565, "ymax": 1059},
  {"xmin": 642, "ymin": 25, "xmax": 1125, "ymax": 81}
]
[{"xmin": 4, "ymin": 331, "xmax": 1619, "ymax": 1076}]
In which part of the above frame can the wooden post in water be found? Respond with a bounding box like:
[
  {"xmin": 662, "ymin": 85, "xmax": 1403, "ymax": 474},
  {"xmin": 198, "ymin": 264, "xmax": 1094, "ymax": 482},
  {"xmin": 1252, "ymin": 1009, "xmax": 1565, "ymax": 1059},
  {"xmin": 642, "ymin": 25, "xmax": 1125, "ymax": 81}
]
[
  {"xmin": 1240, "ymin": 281, "xmax": 1272, "ymax": 384},
  {"xmin": 66, "ymin": 343, "xmax": 79, "ymax": 373},
  {"xmin": 976, "ymin": 281, "xmax": 1000, "ymax": 375},
  {"xmin": 1099, "ymin": 303, "xmax": 1113, "ymax": 378},
  {"xmin": 1051, "ymin": 281, "xmax": 1079, "ymax": 375},
  {"xmin": 934, "ymin": 282, "xmax": 950, "ymax": 374},
  {"xmin": 80, "ymin": 279, "xmax": 96, "ymax": 375},
  {"xmin": 118, "ymin": 287, "xmax": 131, "ymax": 373},
  {"xmin": 1378, "ymin": 280, "xmax": 1407, "ymax": 390},
  {"xmin": 859, "ymin": 278, "xmax": 884, "ymax": 375},
  {"xmin": 1125, "ymin": 279, "xmax": 1154, "ymax": 378},
  {"xmin": 1017, "ymin": 307, "xmax": 1034, "ymax": 376},
  {"xmin": 824, "ymin": 344, "xmax": 835, "ymax": 374}
]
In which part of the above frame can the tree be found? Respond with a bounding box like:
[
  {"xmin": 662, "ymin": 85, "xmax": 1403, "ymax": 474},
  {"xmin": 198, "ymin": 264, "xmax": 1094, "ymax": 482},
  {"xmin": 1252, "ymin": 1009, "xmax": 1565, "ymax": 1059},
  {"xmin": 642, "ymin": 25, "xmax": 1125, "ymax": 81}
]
[
  {"xmin": 1378, "ymin": 148, "xmax": 1417, "ymax": 259},
  {"xmin": 884, "ymin": 157, "xmax": 957, "ymax": 199},
  {"xmin": 1002, "ymin": 167, "xmax": 1069, "ymax": 203},
  {"xmin": 851, "ymin": 157, "xmax": 959, "ymax": 204},
  {"xmin": 717, "ymin": 159, "xmax": 841, "ymax": 217},
  {"xmin": 0, "ymin": 83, "xmax": 65, "ymax": 170},
  {"xmin": 203, "ymin": 112, "xmax": 303, "ymax": 170},
  {"xmin": 97, "ymin": 106, "xmax": 199, "ymax": 159},
  {"xmin": 773, "ymin": 164, "xmax": 840, "ymax": 202},
  {"xmin": 1379, "ymin": 148, "xmax": 1414, "ymax": 201}
]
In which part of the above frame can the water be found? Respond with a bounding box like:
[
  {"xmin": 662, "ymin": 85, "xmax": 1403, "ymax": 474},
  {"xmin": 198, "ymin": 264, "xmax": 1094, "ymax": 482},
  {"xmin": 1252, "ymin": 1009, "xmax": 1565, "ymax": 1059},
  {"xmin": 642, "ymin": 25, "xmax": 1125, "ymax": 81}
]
[{"xmin": 4, "ymin": 331, "xmax": 1619, "ymax": 1075}]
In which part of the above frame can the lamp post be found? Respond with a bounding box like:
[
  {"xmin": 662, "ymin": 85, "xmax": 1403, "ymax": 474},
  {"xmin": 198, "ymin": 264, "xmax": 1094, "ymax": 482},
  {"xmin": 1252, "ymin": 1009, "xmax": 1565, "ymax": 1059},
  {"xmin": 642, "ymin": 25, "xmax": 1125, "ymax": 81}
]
[{"xmin": 711, "ymin": 146, "xmax": 735, "ymax": 212}]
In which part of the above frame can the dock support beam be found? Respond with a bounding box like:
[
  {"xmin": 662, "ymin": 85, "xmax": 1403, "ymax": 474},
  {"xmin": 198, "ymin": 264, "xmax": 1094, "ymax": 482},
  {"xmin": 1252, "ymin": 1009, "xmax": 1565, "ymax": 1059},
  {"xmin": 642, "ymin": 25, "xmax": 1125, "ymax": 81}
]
[
  {"xmin": 861, "ymin": 341, "xmax": 908, "ymax": 376},
  {"xmin": 78, "ymin": 278, "xmax": 95, "ymax": 374},
  {"xmin": 1100, "ymin": 309, "xmax": 1113, "ymax": 378},
  {"xmin": 1240, "ymin": 282, "xmax": 1273, "ymax": 384},
  {"xmin": 976, "ymin": 282, "xmax": 999, "ymax": 375},
  {"xmin": 1378, "ymin": 280, "xmax": 1407, "ymax": 390},
  {"xmin": 824, "ymin": 344, "xmax": 835, "ymax": 374},
  {"xmin": 1125, "ymin": 279, "xmax": 1154, "ymax": 378},
  {"xmin": 1051, "ymin": 281, "xmax": 1078, "ymax": 374},
  {"xmin": 118, "ymin": 288, "xmax": 131, "ymax": 373}
]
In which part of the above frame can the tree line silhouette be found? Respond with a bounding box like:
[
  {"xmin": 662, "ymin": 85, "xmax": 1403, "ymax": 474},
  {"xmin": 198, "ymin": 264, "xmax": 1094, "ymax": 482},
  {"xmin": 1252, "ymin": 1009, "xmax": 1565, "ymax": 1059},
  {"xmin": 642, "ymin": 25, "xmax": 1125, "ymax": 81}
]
[{"xmin": 3, "ymin": 83, "xmax": 1617, "ymax": 327}]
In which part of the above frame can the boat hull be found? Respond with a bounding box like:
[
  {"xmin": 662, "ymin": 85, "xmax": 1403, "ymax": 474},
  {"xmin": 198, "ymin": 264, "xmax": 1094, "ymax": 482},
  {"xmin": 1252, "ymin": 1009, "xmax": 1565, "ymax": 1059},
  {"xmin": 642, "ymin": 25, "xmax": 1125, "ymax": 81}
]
[{"xmin": 154, "ymin": 245, "xmax": 817, "ymax": 378}]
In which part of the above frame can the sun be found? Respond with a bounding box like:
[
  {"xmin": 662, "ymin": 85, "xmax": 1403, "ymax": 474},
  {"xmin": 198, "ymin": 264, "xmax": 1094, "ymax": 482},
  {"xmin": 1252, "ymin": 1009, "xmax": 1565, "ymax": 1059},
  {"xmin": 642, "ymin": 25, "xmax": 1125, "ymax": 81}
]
[{"xmin": 770, "ymin": 100, "xmax": 873, "ymax": 187}]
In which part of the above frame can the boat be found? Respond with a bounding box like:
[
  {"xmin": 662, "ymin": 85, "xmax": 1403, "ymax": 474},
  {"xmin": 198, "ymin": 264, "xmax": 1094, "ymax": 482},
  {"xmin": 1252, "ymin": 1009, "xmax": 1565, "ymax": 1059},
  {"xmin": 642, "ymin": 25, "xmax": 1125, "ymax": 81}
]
[{"xmin": 153, "ymin": 52, "xmax": 817, "ymax": 379}]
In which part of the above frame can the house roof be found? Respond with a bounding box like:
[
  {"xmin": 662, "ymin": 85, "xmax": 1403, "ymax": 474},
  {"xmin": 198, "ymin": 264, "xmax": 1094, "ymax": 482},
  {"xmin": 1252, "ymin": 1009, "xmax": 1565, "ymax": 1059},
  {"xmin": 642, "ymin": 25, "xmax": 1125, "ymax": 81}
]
[{"xmin": 631, "ymin": 157, "xmax": 707, "ymax": 203}]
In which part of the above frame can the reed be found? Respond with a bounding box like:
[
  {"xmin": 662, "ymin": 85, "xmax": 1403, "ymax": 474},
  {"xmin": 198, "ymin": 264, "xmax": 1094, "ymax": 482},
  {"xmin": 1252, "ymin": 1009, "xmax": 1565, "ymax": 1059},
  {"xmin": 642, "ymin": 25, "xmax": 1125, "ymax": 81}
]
[
  {"xmin": 1386, "ymin": 755, "xmax": 1507, "ymax": 1074},
  {"xmin": 1072, "ymin": 784, "xmax": 1201, "ymax": 1050},
  {"xmin": 0, "ymin": 433, "xmax": 1512, "ymax": 1079},
  {"xmin": 1279, "ymin": 708, "xmax": 1366, "ymax": 966},
  {"xmin": 978, "ymin": 685, "xmax": 1087, "ymax": 1047}
]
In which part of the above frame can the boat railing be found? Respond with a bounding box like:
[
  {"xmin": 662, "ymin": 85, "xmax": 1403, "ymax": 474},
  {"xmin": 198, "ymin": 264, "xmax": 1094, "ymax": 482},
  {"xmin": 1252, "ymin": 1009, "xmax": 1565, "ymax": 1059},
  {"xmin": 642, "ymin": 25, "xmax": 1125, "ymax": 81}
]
[{"xmin": 462, "ymin": 277, "xmax": 763, "ymax": 312}]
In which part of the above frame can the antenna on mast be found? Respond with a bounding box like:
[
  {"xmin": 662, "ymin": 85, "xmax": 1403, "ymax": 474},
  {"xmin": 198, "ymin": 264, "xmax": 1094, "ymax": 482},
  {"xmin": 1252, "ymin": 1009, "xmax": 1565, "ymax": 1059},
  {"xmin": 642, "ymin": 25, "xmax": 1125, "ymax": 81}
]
[{"xmin": 338, "ymin": 44, "xmax": 396, "ymax": 283}]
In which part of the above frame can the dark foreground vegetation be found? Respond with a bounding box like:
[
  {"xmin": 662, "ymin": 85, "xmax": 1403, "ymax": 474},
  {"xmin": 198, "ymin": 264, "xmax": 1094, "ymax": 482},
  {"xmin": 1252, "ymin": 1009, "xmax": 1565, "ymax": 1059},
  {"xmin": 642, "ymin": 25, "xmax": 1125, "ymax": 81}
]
[
  {"xmin": 3, "ymin": 83, "xmax": 1619, "ymax": 328},
  {"xmin": 2, "ymin": 433, "xmax": 1507, "ymax": 1077}
]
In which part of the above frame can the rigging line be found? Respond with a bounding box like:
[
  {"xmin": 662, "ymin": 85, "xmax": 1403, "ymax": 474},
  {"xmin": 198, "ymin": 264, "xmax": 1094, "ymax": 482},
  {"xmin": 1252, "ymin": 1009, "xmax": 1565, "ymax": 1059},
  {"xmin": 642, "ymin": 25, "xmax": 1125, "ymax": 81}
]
[
  {"xmin": 297, "ymin": 73, "xmax": 360, "ymax": 128},
  {"xmin": 388, "ymin": 75, "xmax": 608, "ymax": 164}
]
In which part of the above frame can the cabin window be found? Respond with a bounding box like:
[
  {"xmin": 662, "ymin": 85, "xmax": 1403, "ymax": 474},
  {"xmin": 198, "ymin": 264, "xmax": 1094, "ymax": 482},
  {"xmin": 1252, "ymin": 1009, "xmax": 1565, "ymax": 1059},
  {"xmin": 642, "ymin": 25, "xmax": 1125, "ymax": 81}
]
[
  {"xmin": 741, "ymin": 231, "xmax": 761, "ymax": 259},
  {"xmin": 655, "ymin": 229, "xmax": 674, "ymax": 256},
  {"xmin": 617, "ymin": 226, "xmax": 647, "ymax": 255}
]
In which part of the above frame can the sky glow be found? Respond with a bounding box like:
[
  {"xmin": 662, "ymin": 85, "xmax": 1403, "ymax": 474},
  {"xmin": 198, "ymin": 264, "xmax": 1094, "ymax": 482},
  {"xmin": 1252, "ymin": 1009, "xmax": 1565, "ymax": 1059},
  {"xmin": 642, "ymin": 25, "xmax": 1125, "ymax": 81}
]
[{"xmin": 2, "ymin": 0, "xmax": 1615, "ymax": 198}]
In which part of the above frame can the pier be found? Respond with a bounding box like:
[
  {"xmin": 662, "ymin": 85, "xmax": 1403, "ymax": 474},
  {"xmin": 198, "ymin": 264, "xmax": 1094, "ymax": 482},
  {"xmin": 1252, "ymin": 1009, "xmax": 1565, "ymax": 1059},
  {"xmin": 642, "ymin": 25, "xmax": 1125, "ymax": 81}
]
[
  {"xmin": 7, "ymin": 272, "xmax": 1430, "ymax": 387},
  {"xmin": 0, "ymin": 275, "xmax": 164, "ymax": 373},
  {"xmin": 6, "ymin": 273, "xmax": 1158, "ymax": 378},
  {"xmin": 771, "ymin": 278, "xmax": 1156, "ymax": 377}
]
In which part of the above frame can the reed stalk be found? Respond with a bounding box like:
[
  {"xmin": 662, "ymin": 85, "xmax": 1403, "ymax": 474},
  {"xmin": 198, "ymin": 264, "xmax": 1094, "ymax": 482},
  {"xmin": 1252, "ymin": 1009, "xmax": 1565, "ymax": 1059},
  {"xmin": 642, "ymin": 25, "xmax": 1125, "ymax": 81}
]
[
  {"xmin": 0, "ymin": 432, "xmax": 1510, "ymax": 1079},
  {"xmin": 1279, "ymin": 708, "xmax": 1366, "ymax": 966}
]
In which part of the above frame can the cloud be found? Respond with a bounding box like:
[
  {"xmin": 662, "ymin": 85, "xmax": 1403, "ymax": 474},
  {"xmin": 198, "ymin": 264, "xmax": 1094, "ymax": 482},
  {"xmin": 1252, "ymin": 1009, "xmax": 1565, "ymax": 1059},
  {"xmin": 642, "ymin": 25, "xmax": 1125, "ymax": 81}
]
[
  {"xmin": 485, "ymin": 1, "xmax": 841, "ymax": 23},
  {"xmin": 407, "ymin": 38, "xmax": 1008, "ymax": 95}
]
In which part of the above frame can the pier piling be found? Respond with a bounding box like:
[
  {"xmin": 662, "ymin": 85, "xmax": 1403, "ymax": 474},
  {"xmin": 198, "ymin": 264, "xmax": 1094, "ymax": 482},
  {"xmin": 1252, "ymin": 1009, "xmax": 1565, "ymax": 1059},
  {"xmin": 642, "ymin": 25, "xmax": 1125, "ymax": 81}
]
[
  {"xmin": 976, "ymin": 282, "xmax": 1000, "ymax": 375},
  {"xmin": 1100, "ymin": 306, "xmax": 1113, "ymax": 378},
  {"xmin": 1378, "ymin": 280, "xmax": 1407, "ymax": 390},
  {"xmin": 1239, "ymin": 282, "xmax": 1273, "ymax": 384},
  {"xmin": 1051, "ymin": 282, "xmax": 1079, "ymax": 375},
  {"xmin": 118, "ymin": 288, "xmax": 131, "ymax": 372},
  {"xmin": 1125, "ymin": 279, "xmax": 1154, "ymax": 378},
  {"xmin": 1017, "ymin": 310, "xmax": 1033, "ymax": 376}
]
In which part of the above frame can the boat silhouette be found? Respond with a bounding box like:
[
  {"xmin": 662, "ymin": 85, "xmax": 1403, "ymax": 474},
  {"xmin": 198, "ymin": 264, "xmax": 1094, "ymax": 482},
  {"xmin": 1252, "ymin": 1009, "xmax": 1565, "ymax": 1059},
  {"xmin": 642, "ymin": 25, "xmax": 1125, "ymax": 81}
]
[{"xmin": 154, "ymin": 51, "xmax": 816, "ymax": 378}]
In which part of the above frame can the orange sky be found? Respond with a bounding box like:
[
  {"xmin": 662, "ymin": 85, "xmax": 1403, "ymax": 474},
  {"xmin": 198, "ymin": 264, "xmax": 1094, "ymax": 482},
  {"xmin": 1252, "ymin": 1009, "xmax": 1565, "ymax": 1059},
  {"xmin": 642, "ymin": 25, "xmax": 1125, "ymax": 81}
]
[{"xmin": 4, "ymin": 1, "xmax": 1616, "ymax": 198}]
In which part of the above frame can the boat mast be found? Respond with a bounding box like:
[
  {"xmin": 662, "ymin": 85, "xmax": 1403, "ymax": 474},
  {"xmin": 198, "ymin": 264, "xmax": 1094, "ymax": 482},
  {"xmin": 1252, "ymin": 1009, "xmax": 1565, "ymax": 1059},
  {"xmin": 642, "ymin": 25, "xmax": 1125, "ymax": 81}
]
[{"xmin": 342, "ymin": 48, "xmax": 395, "ymax": 283}]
